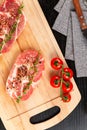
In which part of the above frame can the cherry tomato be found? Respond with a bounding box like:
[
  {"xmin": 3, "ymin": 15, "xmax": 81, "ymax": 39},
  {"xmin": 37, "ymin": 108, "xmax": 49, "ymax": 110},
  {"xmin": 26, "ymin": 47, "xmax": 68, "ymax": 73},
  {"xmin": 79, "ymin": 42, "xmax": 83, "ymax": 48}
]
[
  {"xmin": 51, "ymin": 57, "xmax": 63, "ymax": 70},
  {"xmin": 50, "ymin": 75, "xmax": 61, "ymax": 88},
  {"xmin": 62, "ymin": 68, "xmax": 73, "ymax": 80},
  {"xmin": 62, "ymin": 93, "xmax": 71, "ymax": 102},
  {"xmin": 62, "ymin": 80, "xmax": 73, "ymax": 93}
]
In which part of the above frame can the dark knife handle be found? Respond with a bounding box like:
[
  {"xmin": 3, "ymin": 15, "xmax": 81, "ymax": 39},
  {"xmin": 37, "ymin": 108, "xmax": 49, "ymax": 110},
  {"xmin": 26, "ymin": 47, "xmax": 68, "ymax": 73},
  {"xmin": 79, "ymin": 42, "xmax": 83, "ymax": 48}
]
[
  {"xmin": 73, "ymin": 0, "xmax": 87, "ymax": 30},
  {"xmin": 30, "ymin": 106, "xmax": 60, "ymax": 124}
]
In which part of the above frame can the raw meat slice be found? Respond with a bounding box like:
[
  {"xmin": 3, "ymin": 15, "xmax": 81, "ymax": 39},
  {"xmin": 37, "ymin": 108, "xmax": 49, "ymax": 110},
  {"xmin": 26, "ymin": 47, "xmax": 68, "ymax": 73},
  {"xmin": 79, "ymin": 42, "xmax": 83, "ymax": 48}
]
[
  {"xmin": 0, "ymin": 0, "xmax": 26, "ymax": 53},
  {"xmin": 6, "ymin": 49, "xmax": 45, "ymax": 102}
]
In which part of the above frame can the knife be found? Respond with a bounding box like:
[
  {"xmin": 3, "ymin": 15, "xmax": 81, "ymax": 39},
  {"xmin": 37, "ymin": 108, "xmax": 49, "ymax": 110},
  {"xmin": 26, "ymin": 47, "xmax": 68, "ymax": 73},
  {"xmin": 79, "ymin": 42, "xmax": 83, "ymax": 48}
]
[{"xmin": 73, "ymin": 0, "xmax": 87, "ymax": 38}]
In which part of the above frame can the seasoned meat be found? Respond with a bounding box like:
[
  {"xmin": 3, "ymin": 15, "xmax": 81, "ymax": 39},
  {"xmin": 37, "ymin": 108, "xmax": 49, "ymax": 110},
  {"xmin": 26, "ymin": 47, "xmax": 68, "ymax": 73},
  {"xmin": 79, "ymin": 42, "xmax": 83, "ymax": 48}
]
[
  {"xmin": 6, "ymin": 49, "xmax": 45, "ymax": 102},
  {"xmin": 0, "ymin": 0, "xmax": 26, "ymax": 53}
]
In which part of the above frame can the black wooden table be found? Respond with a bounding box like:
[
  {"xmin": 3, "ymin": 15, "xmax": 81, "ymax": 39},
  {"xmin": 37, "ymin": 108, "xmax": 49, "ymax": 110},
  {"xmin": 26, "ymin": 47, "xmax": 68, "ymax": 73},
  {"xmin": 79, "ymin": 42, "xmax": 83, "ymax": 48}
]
[{"xmin": 1, "ymin": 0, "xmax": 87, "ymax": 130}]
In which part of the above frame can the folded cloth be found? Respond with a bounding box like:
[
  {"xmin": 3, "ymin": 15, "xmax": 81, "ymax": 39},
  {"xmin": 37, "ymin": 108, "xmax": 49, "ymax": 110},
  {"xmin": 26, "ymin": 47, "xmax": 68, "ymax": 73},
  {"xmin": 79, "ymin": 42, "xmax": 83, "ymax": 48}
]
[
  {"xmin": 65, "ymin": 0, "xmax": 87, "ymax": 61},
  {"xmin": 71, "ymin": 11, "xmax": 87, "ymax": 77},
  {"xmin": 52, "ymin": 0, "xmax": 87, "ymax": 77},
  {"xmin": 54, "ymin": 0, "xmax": 65, "ymax": 12},
  {"xmin": 52, "ymin": 0, "xmax": 72, "ymax": 36},
  {"xmin": 54, "ymin": 0, "xmax": 87, "ymax": 12},
  {"xmin": 53, "ymin": 0, "xmax": 87, "ymax": 36},
  {"xmin": 65, "ymin": 17, "xmax": 74, "ymax": 61},
  {"xmin": 52, "ymin": 0, "xmax": 71, "ymax": 36}
]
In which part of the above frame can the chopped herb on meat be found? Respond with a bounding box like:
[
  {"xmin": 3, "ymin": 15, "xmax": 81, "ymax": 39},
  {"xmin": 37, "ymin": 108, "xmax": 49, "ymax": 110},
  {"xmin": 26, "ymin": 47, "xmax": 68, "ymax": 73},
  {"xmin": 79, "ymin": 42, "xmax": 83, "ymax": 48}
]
[
  {"xmin": 27, "ymin": 80, "xmax": 32, "ymax": 86},
  {"xmin": 0, "ymin": 2, "xmax": 24, "ymax": 52},
  {"xmin": 0, "ymin": 46, "xmax": 2, "ymax": 51},
  {"xmin": 16, "ymin": 96, "xmax": 22, "ymax": 103},
  {"xmin": 3, "ymin": 3, "xmax": 24, "ymax": 43},
  {"xmin": 23, "ymin": 81, "xmax": 32, "ymax": 94},
  {"xmin": 18, "ymin": 2, "xmax": 24, "ymax": 15},
  {"xmin": 6, "ymin": 49, "xmax": 44, "ymax": 102},
  {"xmin": 10, "ymin": 21, "xmax": 17, "ymax": 34},
  {"xmin": 33, "ymin": 58, "xmax": 39, "ymax": 65}
]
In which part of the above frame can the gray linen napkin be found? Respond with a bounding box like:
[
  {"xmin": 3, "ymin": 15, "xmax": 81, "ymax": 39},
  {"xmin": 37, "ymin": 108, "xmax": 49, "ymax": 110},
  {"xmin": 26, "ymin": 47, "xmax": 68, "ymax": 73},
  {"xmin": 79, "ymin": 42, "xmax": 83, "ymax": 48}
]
[
  {"xmin": 52, "ymin": 0, "xmax": 87, "ymax": 77},
  {"xmin": 65, "ymin": 0, "xmax": 87, "ymax": 61},
  {"xmin": 52, "ymin": 0, "xmax": 72, "ymax": 36},
  {"xmin": 53, "ymin": 0, "xmax": 87, "ymax": 59},
  {"xmin": 54, "ymin": 0, "xmax": 87, "ymax": 12},
  {"xmin": 54, "ymin": 0, "xmax": 65, "ymax": 12},
  {"xmin": 71, "ymin": 11, "xmax": 87, "ymax": 77},
  {"xmin": 65, "ymin": 17, "xmax": 74, "ymax": 61},
  {"xmin": 53, "ymin": 0, "xmax": 87, "ymax": 36}
]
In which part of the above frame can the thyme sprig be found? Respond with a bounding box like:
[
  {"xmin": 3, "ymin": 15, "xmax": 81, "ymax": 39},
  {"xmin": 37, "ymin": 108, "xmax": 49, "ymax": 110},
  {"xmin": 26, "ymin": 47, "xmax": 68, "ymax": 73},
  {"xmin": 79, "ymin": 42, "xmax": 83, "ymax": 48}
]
[
  {"xmin": 18, "ymin": 2, "xmax": 24, "ymax": 15},
  {"xmin": 16, "ymin": 96, "xmax": 22, "ymax": 103}
]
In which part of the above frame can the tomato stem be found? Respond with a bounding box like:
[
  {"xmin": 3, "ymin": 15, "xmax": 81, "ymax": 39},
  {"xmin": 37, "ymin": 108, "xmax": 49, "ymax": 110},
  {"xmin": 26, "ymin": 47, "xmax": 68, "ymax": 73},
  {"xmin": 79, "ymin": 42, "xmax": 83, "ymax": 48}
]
[
  {"xmin": 61, "ymin": 65, "xmax": 64, "ymax": 74},
  {"xmin": 60, "ymin": 78, "xmax": 63, "ymax": 97}
]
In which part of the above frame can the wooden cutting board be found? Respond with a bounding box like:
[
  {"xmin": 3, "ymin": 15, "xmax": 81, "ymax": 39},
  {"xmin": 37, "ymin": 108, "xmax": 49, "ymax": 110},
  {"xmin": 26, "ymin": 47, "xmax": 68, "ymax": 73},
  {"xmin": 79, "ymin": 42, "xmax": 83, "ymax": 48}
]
[{"xmin": 0, "ymin": 0, "xmax": 81, "ymax": 130}]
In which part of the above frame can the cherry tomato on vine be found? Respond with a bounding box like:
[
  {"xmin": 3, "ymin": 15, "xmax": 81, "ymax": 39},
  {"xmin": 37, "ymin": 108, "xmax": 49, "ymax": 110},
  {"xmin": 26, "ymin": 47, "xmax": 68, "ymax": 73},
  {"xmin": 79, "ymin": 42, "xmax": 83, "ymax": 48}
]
[
  {"xmin": 50, "ymin": 75, "xmax": 61, "ymax": 88},
  {"xmin": 51, "ymin": 57, "xmax": 63, "ymax": 70},
  {"xmin": 62, "ymin": 68, "xmax": 73, "ymax": 80},
  {"xmin": 62, "ymin": 93, "xmax": 71, "ymax": 102},
  {"xmin": 62, "ymin": 80, "xmax": 73, "ymax": 93}
]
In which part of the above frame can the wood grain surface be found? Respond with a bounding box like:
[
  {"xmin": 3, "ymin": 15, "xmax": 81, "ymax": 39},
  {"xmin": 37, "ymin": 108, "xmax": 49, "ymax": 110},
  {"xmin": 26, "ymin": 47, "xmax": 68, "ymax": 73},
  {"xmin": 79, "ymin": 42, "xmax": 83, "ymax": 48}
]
[{"xmin": 0, "ymin": 0, "xmax": 81, "ymax": 130}]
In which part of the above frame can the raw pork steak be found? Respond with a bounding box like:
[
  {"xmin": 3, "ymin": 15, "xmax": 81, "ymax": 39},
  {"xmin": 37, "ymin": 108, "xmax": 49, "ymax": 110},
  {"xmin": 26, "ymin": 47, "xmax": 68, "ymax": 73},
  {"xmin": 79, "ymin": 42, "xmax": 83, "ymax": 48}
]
[
  {"xmin": 0, "ymin": 0, "xmax": 26, "ymax": 53},
  {"xmin": 6, "ymin": 49, "xmax": 45, "ymax": 102}
]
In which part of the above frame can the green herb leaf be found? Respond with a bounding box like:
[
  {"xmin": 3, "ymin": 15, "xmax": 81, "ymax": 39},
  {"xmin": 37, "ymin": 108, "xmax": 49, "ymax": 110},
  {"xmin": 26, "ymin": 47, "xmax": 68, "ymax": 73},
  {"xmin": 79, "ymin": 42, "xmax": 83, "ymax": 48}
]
[
  {"xmin": 0, "ymin": 40, "xmax": 5, "ymax": 51},
  {"xmin": 23, "ymin": 81, "xmax": 32, "ymax": 95},
  {"xmin": 23, "ymin": 91, "xmax": 26, "ymax": 94},
  {"xmin": 18, "ymin": 2, "xmax": 24, "ymax": 14},
  {"xmin": 16, "ymin": 96, "xmax": 22, "ymax": 103},
  {"xmin": 18, "ymin": 96, "xmax": 22, "ymax": 99},
  {"xmin": 5, "ymin": 34, "xmax": 12, "ymax": 42},
  {"xmin": 34, "ymin": 66, "xmax": 37, "ymax": 72},
  {"xmin": 28, "ymin": 75, "xmax": 33, "ymax": 80},
  {"xmin": 33, "ymin": 58, "xmax": 39, "ymax": 65},
  {"xmin": 16, "ymin": 98, "xmax": 20, "ymax": 103},
  {"xmin": 10, "ymin": 22, "xmax": 17, "ymax": 34},
  {"xmin": 0, "ymin": 46, "xmax": 2, "ymax": 51},
  {"xmin": 27, "ymin": 80, "xmax": 32, "ymax": 86}
]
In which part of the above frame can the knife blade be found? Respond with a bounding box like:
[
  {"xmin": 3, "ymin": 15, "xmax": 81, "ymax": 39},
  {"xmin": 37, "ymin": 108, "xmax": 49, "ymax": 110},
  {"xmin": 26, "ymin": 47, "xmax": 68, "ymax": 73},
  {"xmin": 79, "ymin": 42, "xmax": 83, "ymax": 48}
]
[{"xmin": 73, "ymin": 0, "xmax": 87, "ymax": 38}]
